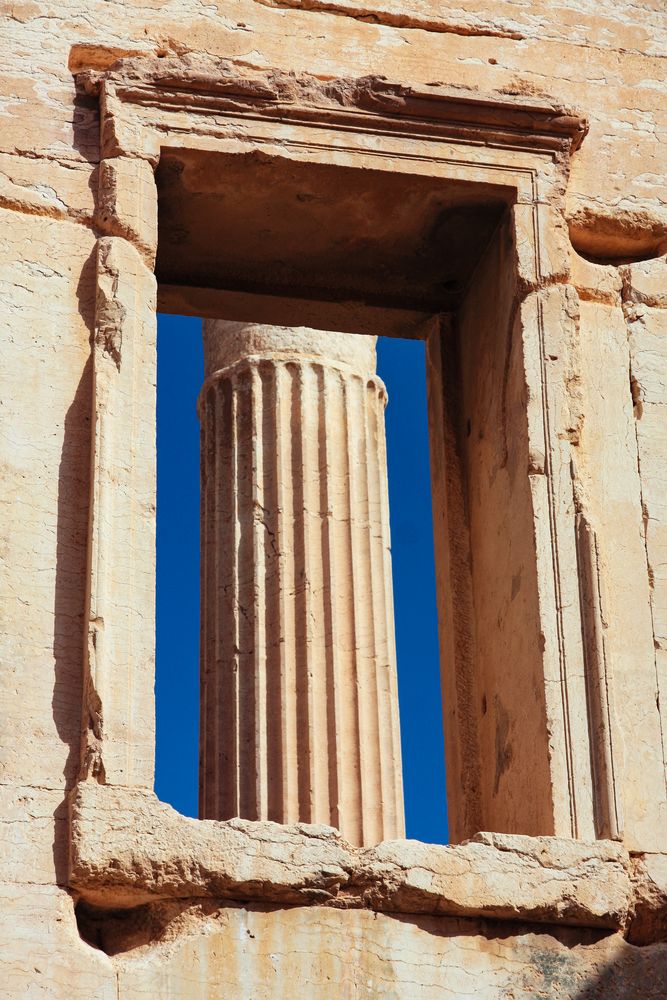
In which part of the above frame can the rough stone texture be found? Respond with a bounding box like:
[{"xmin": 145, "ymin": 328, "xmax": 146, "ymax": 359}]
[
  {"xmin": 1, "ymin": 0, "xmax": 667, "ymax": 996},
  {"xmin": 108, "ymin": 909, "xmax": 667, "ymax": 999},
  {"xmin": 624, "ymin": 262, "xmax": 667, "ymax": 820},
  {"xmin": 629, "ymin": 852, "xmax": 667, "ymax": 945},
  {"xmin": 68, "ymin": 785, "xmax": 667, "ymax": 994},
  {"xmin": 69, "ymin": 784, "xmax": 635, "ymax": 928}
]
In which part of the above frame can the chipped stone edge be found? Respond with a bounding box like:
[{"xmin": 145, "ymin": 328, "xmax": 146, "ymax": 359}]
[
  {"xmin": 68, "ymin": 783, "xmax": 647, "ymax": 935},
  {"xmin": 75, "ymin": 52, "xmax": 588, "ymax": 156}
]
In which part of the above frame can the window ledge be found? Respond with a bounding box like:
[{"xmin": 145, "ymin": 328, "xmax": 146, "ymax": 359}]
[{"xmin": 69, "ymin": 783, "xmax": 653, "ymax": 938}]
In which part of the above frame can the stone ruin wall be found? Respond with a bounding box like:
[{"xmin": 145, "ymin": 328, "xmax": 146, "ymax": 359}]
[{"xmin": 1, "ymin": 1, "xmax": 666, "ymax": 996}]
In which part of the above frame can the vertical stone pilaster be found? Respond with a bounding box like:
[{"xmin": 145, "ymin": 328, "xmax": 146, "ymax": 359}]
[
  {"xmin": 198, "ymin": 322, "xmax": 404, "ymax": 846},
  {"xmin": 84, "ymin": 236, "xmax": 157, "ymax": 789}
]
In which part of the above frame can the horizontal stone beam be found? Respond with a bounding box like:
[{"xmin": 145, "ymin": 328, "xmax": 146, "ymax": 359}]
[
  {"xmin": 69, "ymin": 783, "xmax": 635, "ymax": 932},
  {"xmin": 157, "ymin": 283, "xmax": 438, "ymax": 340}
]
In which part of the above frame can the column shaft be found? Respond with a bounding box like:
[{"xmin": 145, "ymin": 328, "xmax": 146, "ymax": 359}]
[{"xmin": 199, "ymin": 323, "xmax": 404, "ymax": 846}]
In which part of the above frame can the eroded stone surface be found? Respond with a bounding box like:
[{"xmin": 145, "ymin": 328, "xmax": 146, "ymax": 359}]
[
  {"xmin": 70, "ymin": 784, "xmax": 634, "ymax": 931},
  {"xmin": 110, "ymin": 907, "xmax": 667, "ymax": 1000}
]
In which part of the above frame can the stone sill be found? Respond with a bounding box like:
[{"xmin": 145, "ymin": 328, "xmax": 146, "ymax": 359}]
[{"xmin": 69, "ymin": 783, "xmax": 665, "ymax": 944}]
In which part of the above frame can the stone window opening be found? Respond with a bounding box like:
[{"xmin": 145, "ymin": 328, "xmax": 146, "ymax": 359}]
[
  {"xmin": 150, "ymin": 140, "xmax": 517, "ymax": 848},
  {"xmin": 156, "ymin": 141, "xmax": 520, "ymax": 844},
  {"xmin": 151, "ymin": 140, "xmax": 555, "ymax": 847},
  {"xmin": 154, "ymin": 314, "xmax": 446, "ymax": 847}
]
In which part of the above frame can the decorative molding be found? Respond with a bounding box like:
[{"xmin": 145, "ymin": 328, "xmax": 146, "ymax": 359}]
[
  {"xmin": 78, "ymin": 55, "xmax": 588, "ymax": 159},
  {"xmin": 576, "ymin": 512, "xmax": 622, "ymax": 841}
]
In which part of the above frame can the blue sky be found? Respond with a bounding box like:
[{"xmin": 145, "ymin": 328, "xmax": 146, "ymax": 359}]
[{"xmin": 155, "ymin": 314, "xmax": 447, "ymax": 843}]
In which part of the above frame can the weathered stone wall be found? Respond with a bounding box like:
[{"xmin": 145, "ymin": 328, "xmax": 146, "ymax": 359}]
[
  {"xmin": 571, "ymin": 254, "xmax": 667, "ymax": 852},
  {"xmin": 1, "ymin": 1, "xmax": 665, "ymax": 996}
]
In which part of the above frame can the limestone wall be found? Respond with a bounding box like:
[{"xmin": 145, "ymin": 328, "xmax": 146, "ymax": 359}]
[{"xmin": 0, "ymin": 1, "xmax": 666, "ymax": 996}]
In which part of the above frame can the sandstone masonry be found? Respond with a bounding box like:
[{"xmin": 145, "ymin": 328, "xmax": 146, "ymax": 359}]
[{"xmin": 1, "ymin": 2, "xmax": 666, "ymax": 997}]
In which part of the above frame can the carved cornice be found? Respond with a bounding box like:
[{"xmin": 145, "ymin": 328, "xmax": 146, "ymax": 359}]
[{"xmin": 79, "ymin": 54, "xmax": 588, "ymax": 156}]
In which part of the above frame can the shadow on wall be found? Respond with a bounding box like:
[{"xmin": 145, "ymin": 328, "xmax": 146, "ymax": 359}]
[
  {"xmin": 51, "ymin": 246, "xmax": 97, "ymax": 885},
  {"xmin": 76, "ymin": 901, "xmax": 667, "ymax": 996},
  {"xmin": 527, "ymin": 925, "xmax": 667, "ymax": 999}
]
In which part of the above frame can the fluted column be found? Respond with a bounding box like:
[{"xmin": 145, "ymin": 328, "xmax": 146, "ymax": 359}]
[{"xmin": 198, "ymin": 321, "xmax": 404, "ymax": 846}]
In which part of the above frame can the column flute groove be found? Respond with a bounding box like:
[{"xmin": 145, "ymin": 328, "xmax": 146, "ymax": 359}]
[
  {"xmin": 341, "ymin": 376, "xmax": 364, "ymax": 845},
  {"xmin": 229, "ymin": 377, "xmax": 240, "ymax": 819},
  {"xmin": 319, "ymin": 365, "xmax": 342, "ymax": 832}
]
